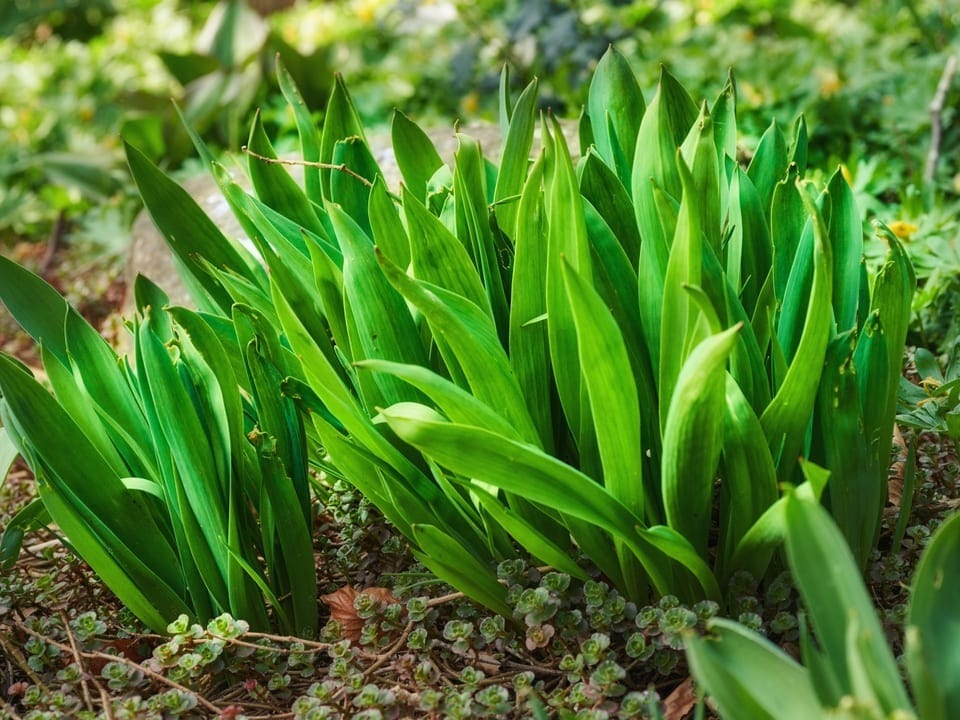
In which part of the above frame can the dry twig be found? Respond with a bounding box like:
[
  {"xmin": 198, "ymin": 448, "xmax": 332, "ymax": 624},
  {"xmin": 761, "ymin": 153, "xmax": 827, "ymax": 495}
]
[{"xmin": 924, "ymin": 54, "xmax": 958, "ymax": 184}]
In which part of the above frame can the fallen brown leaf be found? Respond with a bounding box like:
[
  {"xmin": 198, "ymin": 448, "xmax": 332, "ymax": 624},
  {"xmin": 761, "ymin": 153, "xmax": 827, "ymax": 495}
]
[
  {"xmin": 888, "ymin": 424, "xmax": 908, "ymax": 507},
  {"xmin": 320, "ymin": 586, "xmax": 398, "ymax": 643},
  {"xmin": 664, "ymin": 676, "xmax": 698, "ymax": 720}
]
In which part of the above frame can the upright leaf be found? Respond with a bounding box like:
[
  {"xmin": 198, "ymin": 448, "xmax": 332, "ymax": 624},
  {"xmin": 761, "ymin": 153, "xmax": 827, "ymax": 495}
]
[{"xmin": 587, "ymin": 46, "xmax": 645, "ymax": 190}]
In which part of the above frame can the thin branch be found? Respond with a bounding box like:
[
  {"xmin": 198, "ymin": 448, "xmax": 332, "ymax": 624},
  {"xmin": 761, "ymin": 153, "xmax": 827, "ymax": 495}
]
[
  {"xmin": 0, "ymin": 630, "xmax": 46, "ymax": 687},
  {"xmin": 60, "ymin": 612, "xmax": 95, "ymax": 714},
  {"xmin": 241, "ymin": 147, "xmax": 375, "ymax": 188},
  {"xmin": 924, "ymin": 54, "xmax": 958, "ymax": 185}
]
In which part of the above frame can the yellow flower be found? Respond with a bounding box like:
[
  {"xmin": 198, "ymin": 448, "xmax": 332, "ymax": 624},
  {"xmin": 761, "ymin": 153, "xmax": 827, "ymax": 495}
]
[
  {"xmin": 815, "ymin": 67, "xmax": 842, "ymax": 97},
  {"xmin": 460, "ymin": 91, "xmax": 480, "ymax": 115},
  {"xmin": 888, "ymin": 220, "xmax": 918, "ymax": 240}
]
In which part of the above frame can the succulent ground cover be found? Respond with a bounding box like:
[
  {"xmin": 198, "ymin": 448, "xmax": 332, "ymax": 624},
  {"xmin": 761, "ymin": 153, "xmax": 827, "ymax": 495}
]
[
  {"xmin": 0, "ymin": 419, "xmax": 955, "ymax": 720},
  {"xmin": 0, "ymin": 426, "xmax": 954, "ymax": 720}
]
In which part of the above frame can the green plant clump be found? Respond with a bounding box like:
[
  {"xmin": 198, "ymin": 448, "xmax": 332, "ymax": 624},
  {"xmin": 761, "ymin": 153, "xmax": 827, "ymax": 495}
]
[
  {"xmin": 0, "ymin": 268, "xmax": 318, "ymax": 637},
  {"xmin": 686, "ymin": 492, "xmax": 960, "ymax": 720},
  {"xmin": 0, "ymin": 47, "xmax": 915, "ymax": 629}
]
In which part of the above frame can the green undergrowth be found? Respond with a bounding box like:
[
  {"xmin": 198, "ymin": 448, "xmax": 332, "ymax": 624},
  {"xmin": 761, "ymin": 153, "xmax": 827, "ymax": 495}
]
[{"xmin": 1, "ymin": 438, "xmax": 953, "ymax": 720}]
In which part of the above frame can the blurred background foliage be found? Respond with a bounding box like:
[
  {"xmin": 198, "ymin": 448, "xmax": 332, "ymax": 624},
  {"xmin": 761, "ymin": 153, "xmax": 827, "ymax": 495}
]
[{"xmin": 2, "ymin": 0, "xmax": 960, "ymax": 346}]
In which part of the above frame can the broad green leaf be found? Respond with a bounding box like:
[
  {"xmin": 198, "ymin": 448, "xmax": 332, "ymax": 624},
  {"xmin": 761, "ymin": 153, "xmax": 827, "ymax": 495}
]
[
  {"xmin": 377, "ymin": 249, "xmax": 540, "ymax": 445},
  {"xmin": 814, "ymin": 332, "xmax": 873, "ymax": 568},
  {"xmin": 659, "ymin": 151, "xmax": 709, "ymax": 428},
  {"xmin": 41, "ymin": 346, "xmax": 127, "ymax": 479},
  {"xmin": 256, "ymin": 446, "xmax": 317, "ymax": 637},
  {"xmin": 685, "ymin": 618, "xmax": 821, "ymax": 720},
  {"xmin": 125, "ymin": 140, "xmax": 262, "ymax": 314},
  {"xmin": 678, "ymin": 103, "xmax": 721, "ymax": 256},
  {"xmin": 37, "ymin": 482, "xmax": 188, "ymax": 632},
  {"xmin": 319, "ymin": 74, "xmax": 366, "ymax": 199},
  {"xmin": 508, "ymin": 155, "xmax": 554, "ymax": 451},
  {"xmin": 391, "ymin": 109, "xmax": 444, "ymax": 202},
  {"xmin": 330, "ymin": 136, "xmax": 382, "ymax": 236},
  {"xmin": 271, "ymin": 279, "xmax": 433, "ymax": 494},
  {"xmin": 587, "ymin": 46, "xmax": 645, "ymax": 189},
  {"xmin": 276, "ymin": 59, "xmax": 321, "ymax": 201},
  {"xmin": 784, "ymin": 495, "xmax": 912, "ymax": 714},
  {"xmin": 770, "ymin": 164, "xmax": 805, "ymax": 304},
  {"xmin": 332, "ymin": 202, "xmax": 429, "ymax": 407},
  {"xmin": 907, "ymin": 511, "xmax": 960, "ymax": 720},
  {"xmin": 717, "ymin": 375, "xmax": 778, "ymax": 580},
  {"xmin": 710, "ymin": 73, "xmax": 738, "ymax": 173},
  {"xmin": 380, "ymin": 405, "xmax": 720, "ymax": 600},
  {"xmin": 246, "ymin": 110, "xmax": 325, "ymax": 236},
  {"xmin": 402, "ymin": 185, "xmax": 490, "ymax": 315},
  {"xmin": 579, "ymin": 149, "xmax": 642, "ymax": 261},
  {"xmin": 761, "ymin": 181, "xmax": 832, "ymax": 481},
  {"xmin": 411, "ymin": 524, "xmax": 511, "ymax": 617},
  {"xmin": 746, "ymin": 119, "xmax": 788, "ymax": 215},
  {"xmin": 356, "ymin": 359, "xmax": 518, "ymax": 440},
  {"xmin": 138, "ymin": 326, "xmax": 228, "ymax": 576},
  {"xmin": 369, "ymin": 176, "xmax": 410, "ymax": 268},
  {"xmin": 543, "ymin": 115, "xmax": 593, "ymax": 459},
  {"xmin": 561, "ymin": 260, "xmax": 643, "ymax": 518},
  {"xmin": 494, "ymin": 77, "xmax": 538, "ymax": 241},
  {"xmin": 0, "ymin": 253, "xmax": 79, "ymax": 366},
  {"xmin": 826, "ymin": 168, "xmax": 863, "ymax": 332},
  {"xmin": 661, "ymin": 324, "xmax": 741, "ymax": 558},
  {"xmin": 562, "ymin": 258, "xmax": 647, "ymax": 597},
  {"xmin": 0, "ymin": 353, "xmax": 183, "ymax": 584},
  {"xmin": 727, "ymin": 167, "xmax": 771, "ymax": 318},
  {"xmin": 632, "ymin": 67, "xmax": 698, "ymax": 373},
  {"xmin": 454, "ymin": 133, "xmax": 510, "ymax": 343}
]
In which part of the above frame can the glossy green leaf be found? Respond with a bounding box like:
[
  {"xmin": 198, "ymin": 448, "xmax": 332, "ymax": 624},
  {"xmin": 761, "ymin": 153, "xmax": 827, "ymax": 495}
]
[
  {"xmin": 685, "ymin": 618, "xmax": 821, "ymax": 720},
  {"xmin": 825, "ymin": 168, "xmax": 863, "ymax": 332},
  {"xmin": 493, "ymin": 77, "xmax": 538, "ymax": 241},
  {"xmin": 319, "ymin": 74, "xmax": 366, "ymax": 199},
  {"xmin": 543, "ymin": 115, "xmax": 593, "ymax": 458},
  {"xmin": 508, "ymin": 155, "xmax": 554, "ymax": 451},
  {"xmin": 333, "ymin": 202, "xmax": 429, "ymax": 407},
  {"xmin": 380, "ymin": 404, "xmax": 720, "ymax": 600},
  {"xmin": 561, "ymin": 260, "xmax": 643, "ymax": 518},
  {"xmin": 411, "ymin": 524, "xmax": 511, "ymax": 616},
  {"xmin": 761, "ymin": 182, "xmax": 832, "ymax": 480},
  {"xmin": 661, "ymin": 324, "xmax": 741, "ymax": 557},
  {"xmin": 402, "ymin": 185, "xmax": 490, "ymax": 315},
  {"xmin": 907, "ymin": 511, "xmax": 960, "ymax": 720},
  {"xmin": 276, "ymin": 59, "xmax": 321, "ymax": 201},
  {"xmin": 632, "ymin": 67, "xmax": 698, "ymax": 373},
  {"xmin": 377, "ymin": 249, "xmax": 540, "ymax": 445},
  {"xmin": 247, "ymin": 110, "xmax": 325, "ymax": 236},
  {"xmin": 746, "ymin": 119, "xmax": 788, "ymax": 215},
  {"xmin": 717, "ymin": 375, "xmax": 778, "ymax": 579},
  {"xmin": 330, "ymin": 136, "xmax": 381, "ymax": 236},
  {"xmin": 579, "ymin": 149, "xmax": 642, "ymax": 261},
  {"xmin": 454, "ymin": 133, "xmax": 510, "ymax": 343},
  {"xmin": 784, "ymin": 495, "xmax": 912, "ymax": 714},
  {"xmin": 125, "ymin": 140, "xmax": 261, "ymax": 314},
  {"xmin": 391, "ymin": 109, "xmax": 444, "ymax": 202},
  {"xmin": 587, "ymin": 46, "xmax": 645, "ymax": 189}
]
